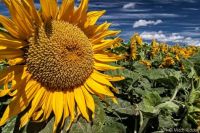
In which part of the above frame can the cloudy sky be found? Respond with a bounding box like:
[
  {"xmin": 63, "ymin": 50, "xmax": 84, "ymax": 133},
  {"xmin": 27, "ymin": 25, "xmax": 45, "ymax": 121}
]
[
  {"xmin": 0, "ymin": 0, "xmax": 199, "ymax": 45},
  {"xmin": 88, "ymin": 0, "xmax": 200, "ymax": 45}
]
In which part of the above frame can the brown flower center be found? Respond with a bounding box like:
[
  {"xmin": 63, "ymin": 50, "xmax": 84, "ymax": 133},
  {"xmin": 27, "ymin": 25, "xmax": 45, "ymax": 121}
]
[{"xmin": 27, "ymin": 20, "xmax": 94, "ymax": 90}]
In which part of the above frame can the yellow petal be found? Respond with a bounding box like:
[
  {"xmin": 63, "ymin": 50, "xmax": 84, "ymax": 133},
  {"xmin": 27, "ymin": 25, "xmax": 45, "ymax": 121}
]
[
  {"xmin": 0, "ymin": 15, "xmax": 21, "ymax": 39},
  {"xmin": 67, "ymin": 90, "xmax": 75, "ymax": 122},
  {"xmin": 32, "ymin": 109, "xmax": 44, "ymax": 122},
  {"xmin": 0, "ymin": 73, "xmax": 13, "ymax": 92},
  {"xmin": 0, "ymin": 79, "xmax": 39, "ymax": 126},
  {"xmin": 84, "ymin": 83, "xmax": 94, "ymax": 94},
  {"xmin": 0, "ymin": 49, "xmax": 23, "ymax": 59},
  {"xmin": 91, "ymin": 71, "xmax": 119, "ymax": 94},
  {"xmin": 81, "ymin": 86, "xmax": 95, "ymax": 118},
  {"xmin": 58, "ymin": 0, "xmax": 74, "ymax": 21},
  {"xmin": 84, "ymin": 10, "xmax": 106, "ymax": 28},
  {"xmin": 92, "ymin": 39, "xmax": 117, "ymax": 51},
  {"xmin": 94, "ymin": 62, "xmax": 122, "ymax": 71},
  {"xmin": 94, "ymin": 54, "xmax": 124, "ymax": 62},
  {"xmin": 0, "ymin": 65, "xmax": 24, "ymax": 86},
  {"xmin": 40, "ymin": 0, "xmax": 58, "ymax": 21},
  {"xmin": 85, "ymin": 22, "xmax": 111, "ymax": 39},
  {"xmin": 20, "ymin": 112, "xmax": 29, "ymax": 128},
  {"xmin": 8, "ymin": 58, "xmax": 24, "ymax": 66},
  {"xmin": 8, "ymin": 1, "xmax": 33, "ymax": 38},
  {"xmin": 112, "ymin": 97, "xmax": 118, "ymax": 104},
  {"xmin": 93, "ymin": 22, "xmax": 111, "ymax": 35},
  {"xmin": 91, "ymin": 30, "xmax": 121, "ymax": 44},
  {"xmin": 91, "ymin": 72, "xmax": 113, "ymax": 87},
  {"xmin": 28, "ymin": 87, "xmax": 46, "ymax": 117},
  {"xmin": 86, "ymin": 78, "xmax": 114, "ymax": 97},
  {"xmin": 94, "ymin": 70, "xmax": 124, "ymax": 81},
  {"xmin": 0, "ymin": 89, "xmax": 10, "ymax": 97},
  {"xmin": 12, "ymin": 67, "xmax": 30, "ymax": 91},
  {"xmin": 52, "ymin": 91, "xmax": 64, "ymax": 132},
  {"xmin": 21, "ymin": 0, "xmax": 42, "ymax": 25},
  {"xmin": 42, "ymin": 91, "xmax": 53, "ymax": 120},
  {"xmin": 61, "ymin": 92, "xmax": 69, "ymax": 127},
  {"xmin": 72, "ymin": 0, "xmax": 89, "ymax": 23},
  {"xmin": 74, "ymin": 87, "xmax": 89, "ymax": 121},
  {"xmin": 0, "ymin": 32, "xmax": 26, "ymax": 48}
]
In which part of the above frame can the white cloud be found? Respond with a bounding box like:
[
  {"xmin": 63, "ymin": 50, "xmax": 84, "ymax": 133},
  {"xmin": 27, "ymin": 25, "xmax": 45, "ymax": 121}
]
[
  {"xmin": 195, "ymin": 27, "xmax": 200, "ymax": 31},
  {"xmin": 102, "ymin": 13, "xmax": 179, "ymax": 20},
  {"xmin": 140, "ymin": 31, "xmax": 200, "ymax": 46},
  {"xmin": 123, "ymin": 2, "xmax": 136, "ymax": 9},
  {"xmin": 133, "ymin": 20, "xmax": 163, "ymax": 28}
]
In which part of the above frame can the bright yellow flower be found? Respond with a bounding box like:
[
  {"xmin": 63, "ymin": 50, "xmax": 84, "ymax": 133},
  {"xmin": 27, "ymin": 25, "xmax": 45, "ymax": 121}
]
[
  {"xmin": 151, "ymin": 39, "xmax": 160, "ymax": 58},
  {"xmin": 160, "ymin": 43, "xmax": 168, "ymax": 53},
  {"xmin": 130, "ymin": 43, "xmax": 137, "ymax": 60},
  {"xmin": 130, "ymin": 33, "xmax": 143, "ymax": 46},
  {"xmin": 175, "ymin": 54, "xmax": 180, "ymax": 61},
  {"xmin": 160, "ymin": 56, "xmax": 175, "ymax": 67},
  {"xmin": 0, "ymin": 0, "xmax": 124, "ymax": 132}
]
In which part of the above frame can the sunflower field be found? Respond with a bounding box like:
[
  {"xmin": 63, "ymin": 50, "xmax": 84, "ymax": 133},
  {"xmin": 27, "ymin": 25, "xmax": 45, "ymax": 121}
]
[{"xmin": 0, "ymin": 0, "xmax": 200, "ymax": 133}]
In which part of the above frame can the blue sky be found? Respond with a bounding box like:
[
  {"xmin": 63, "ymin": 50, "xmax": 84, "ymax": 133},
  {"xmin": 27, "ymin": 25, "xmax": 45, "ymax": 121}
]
[
  {"xmin": 0, "ymin": 0, "xmax": 199, "ymax": 45},
  {"xmin": 88, "ymin": 0, "xmax": 200, "ymax": 45}
]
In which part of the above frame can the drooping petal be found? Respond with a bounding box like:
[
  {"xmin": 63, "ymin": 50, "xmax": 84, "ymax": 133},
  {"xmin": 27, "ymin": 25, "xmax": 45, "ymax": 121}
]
[
  {"xmin": 84, "ymin": 83, "xmax": 94, "ymax": 94},
  {"xmin": 52, "ymin": 91, "xmax": 64, "ymax": 132},
  {"xmin": 86, "ymin": 78, "xmax": 114, "ymax": 97},
  {"xmin": 0, "ymin": 89, "xmax": 10, "ymax": 97},
  {"xmin": 61, "ymin": 92, "xmax": 69, "ymax": 127},
  {"xmin": 42, "ymin": 91, "xmax": 53, "ymax": 120},
  {"xmin": 0, "ymin": 65, "xmax": 24, "ymax": 86},
  {"xmin": 20, "ymin": 112, "xmax": 29, "ymax": 128},
  {"xmin": 0, "ymin": 79, "xmax": 39, "ymax": 126},
  {"xmin": 32, "ymin": 109, "xmax": 44, "ymax": 122},
  {"xmin": 81, "ymin": 86, "xmax": 95, "ymax": 118},
  {"xmin": 74, "ymin": 87, "xmax": 89, "ymax": 121},
  {"xmin": 28, "ymin": 87, "xmax": 46, "ymax": 116},
  {"xmin": 91, "ymin": 71, "xmax": 113, "ymax": 87},
  {"xmin": 67, "ymin": 90, "xmax": 75, "ymax": 122}
]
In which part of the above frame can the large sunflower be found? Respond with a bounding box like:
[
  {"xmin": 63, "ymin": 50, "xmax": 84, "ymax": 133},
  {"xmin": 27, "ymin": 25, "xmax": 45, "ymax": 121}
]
[{"xmin": 0, "ymin": 0, "xmax": 124, "ymax": 132}]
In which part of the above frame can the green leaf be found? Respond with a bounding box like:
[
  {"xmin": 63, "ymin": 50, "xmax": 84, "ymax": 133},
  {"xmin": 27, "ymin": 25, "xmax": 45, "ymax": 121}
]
[
  {"xmin": 109, "ymin": 98, "xmax": 135, "ymax": 115},
  {"xmin": 2, "ymin": 117, "xmax": 16, "ymax": 133},
  {"xmin": 69, "ymin": 118, "xmax": 92, "ymax": 133},
  {"xmin": 158, "ymin": 114, "xmax": 176, "ymax": 128},
  {"xmin": 139, "ymin": 91, "xmax": 161, "ymax": 115},
  {"xmin": 156, "ymin": 101, "xmax": 179, "ymax": 113}
]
